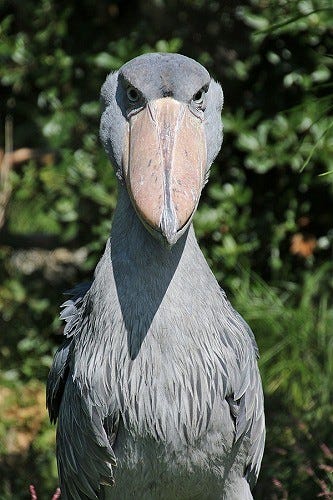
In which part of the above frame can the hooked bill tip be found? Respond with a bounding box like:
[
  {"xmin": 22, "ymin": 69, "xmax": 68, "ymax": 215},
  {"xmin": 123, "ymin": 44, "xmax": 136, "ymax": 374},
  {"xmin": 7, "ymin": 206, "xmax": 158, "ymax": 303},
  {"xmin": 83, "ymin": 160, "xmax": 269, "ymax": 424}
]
[{"xmin": 159, "ymin": 207, "xmax": 179, "ymax": 246}]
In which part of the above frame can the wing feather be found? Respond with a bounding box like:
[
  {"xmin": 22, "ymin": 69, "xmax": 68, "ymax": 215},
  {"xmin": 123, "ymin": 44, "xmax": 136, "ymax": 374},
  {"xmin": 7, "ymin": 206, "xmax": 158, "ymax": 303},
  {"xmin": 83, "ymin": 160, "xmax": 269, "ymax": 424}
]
[
  {"xmin": 47, "ymin": 282, "xmax": 118, "ymax": 498},
  {"xmin": 57, "ymin": 378, "xmax": 116, "ymax": 499},
  {"xmin": 47, "ymin": 282, "xmax": 91, "ymax": 423},
  {"xmin": 226, "ymin": 306, "xmax": 265, "ymax": 489}
]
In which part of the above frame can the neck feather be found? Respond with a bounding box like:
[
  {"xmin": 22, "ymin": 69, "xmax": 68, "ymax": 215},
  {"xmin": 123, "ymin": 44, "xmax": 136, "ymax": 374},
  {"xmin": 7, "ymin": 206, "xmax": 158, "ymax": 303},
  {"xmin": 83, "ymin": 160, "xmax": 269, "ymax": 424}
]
[
  {"xmin": 110, "ymin": 183, "xmax": 199, "ymax": 275},
  {"xmin": 90, "ymin": 183, "xmax": 221, "ymax": 358}
]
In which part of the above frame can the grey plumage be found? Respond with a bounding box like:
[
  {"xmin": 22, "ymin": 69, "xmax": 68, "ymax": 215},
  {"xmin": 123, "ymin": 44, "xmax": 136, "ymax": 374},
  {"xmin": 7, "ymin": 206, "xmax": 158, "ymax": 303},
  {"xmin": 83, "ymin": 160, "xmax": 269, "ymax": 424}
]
[{"xmin": 47, "ymin": 53, "xmax": 265, "ymax": 499}]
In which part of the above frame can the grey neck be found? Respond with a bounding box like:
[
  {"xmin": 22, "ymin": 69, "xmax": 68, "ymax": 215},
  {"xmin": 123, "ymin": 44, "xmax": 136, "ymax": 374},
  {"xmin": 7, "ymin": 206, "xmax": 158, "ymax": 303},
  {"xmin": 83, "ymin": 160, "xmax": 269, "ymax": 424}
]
[
  {"xmin": 98, "ymin": 183, "xmax": 218, "ymax": 358},
  {"xmin": 110, "ymin": 183, "xmax": 194, "ymax": 271}
]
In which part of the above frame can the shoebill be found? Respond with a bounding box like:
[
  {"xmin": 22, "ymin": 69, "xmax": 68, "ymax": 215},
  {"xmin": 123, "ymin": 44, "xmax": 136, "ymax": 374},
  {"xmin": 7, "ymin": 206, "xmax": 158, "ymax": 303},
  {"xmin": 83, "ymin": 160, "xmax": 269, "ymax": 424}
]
[{"xmin": 47, "ymin": 52, "xmax": 265, "ymax": 500}]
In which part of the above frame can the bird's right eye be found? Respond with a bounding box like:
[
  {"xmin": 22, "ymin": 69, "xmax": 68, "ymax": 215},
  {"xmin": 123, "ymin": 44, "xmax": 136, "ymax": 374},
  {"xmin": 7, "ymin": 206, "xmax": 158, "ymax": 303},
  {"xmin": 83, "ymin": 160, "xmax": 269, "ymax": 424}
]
[
  {"xmin": 127, "ymin": 86, "xmax": 140, "ymax": 103},
  {"xmin": 193, "ymin": 89, "xmax": 204, "ymax": 104}
]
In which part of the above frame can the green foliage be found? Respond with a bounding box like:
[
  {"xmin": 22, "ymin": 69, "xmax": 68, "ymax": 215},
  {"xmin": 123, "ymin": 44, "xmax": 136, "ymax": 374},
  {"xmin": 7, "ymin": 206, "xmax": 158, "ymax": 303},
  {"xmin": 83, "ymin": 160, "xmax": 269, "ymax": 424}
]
[
  {"xmin": 0, "ymin": 0, "xmax": 332, "ymax": 498},
  {"xmin": 231, "ymin": 267, "xmax": 333, "ymax": 416},
  {"xmin": 0, "ymin": 380, "xmax": 57, "ymax": 499}
]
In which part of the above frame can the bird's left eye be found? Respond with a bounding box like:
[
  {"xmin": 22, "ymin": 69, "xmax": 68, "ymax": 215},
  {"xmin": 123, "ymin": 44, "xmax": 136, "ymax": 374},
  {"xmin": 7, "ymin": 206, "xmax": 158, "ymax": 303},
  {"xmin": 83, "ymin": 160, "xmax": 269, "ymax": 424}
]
[
  {"xmin": 193, "ymin": 89, "xmax": 205, "ymax": 105},
  {"xmin": 127, "ymin": 86, "xmax": 140, "ymax": 103}
]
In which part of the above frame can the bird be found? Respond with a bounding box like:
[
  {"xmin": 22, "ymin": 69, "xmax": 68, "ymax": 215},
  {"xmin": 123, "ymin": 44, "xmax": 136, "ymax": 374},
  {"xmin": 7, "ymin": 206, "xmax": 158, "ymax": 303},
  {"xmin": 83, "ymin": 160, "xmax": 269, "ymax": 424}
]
[{"xmin": 47, "ymin": 52, "xmax": 265, "ymax": 500}]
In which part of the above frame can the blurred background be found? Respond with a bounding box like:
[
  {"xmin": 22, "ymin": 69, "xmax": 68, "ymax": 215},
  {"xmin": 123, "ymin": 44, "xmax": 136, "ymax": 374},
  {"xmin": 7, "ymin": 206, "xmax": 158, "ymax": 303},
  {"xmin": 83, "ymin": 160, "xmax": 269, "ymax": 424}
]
[{"xmin": 0, "ymin": 0, "xmax": 333, "ymax": 498}]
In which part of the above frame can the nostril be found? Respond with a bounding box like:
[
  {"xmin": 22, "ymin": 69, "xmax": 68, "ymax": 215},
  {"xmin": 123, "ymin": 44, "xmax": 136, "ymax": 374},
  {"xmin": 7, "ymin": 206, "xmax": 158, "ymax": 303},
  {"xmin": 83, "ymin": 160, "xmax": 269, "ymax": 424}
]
[{"xmin": 162, "ymin": 89, "xmax": 173, "ymax": 98}]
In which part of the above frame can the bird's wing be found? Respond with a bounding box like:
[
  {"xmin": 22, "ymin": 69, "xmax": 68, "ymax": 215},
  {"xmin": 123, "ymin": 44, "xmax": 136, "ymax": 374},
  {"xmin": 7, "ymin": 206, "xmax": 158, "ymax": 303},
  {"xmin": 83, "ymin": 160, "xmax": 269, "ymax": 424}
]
[
  {"xmin": 56, "ymin": 375, "xmax": 116, "ymax": 499},
  {"xmin": 226, "ymin": 308, "xmax": 266, "ymax": 488},
  {"xmin": 46, "ymin": 282, "xmax": 91, "ymax": 422},
  {"xmin": 46, "ymin": 336, "xmax": 72, "ymax": 424},
  {"xmin": 47, "ymin": 282, "xmax": 117, "ymax": 498}
]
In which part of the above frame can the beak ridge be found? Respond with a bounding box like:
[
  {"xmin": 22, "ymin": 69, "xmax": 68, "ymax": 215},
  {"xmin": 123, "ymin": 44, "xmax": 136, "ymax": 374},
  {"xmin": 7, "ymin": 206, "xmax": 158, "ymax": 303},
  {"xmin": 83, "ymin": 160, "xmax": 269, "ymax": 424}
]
[{"xmin": 123, "ymin": 97, "xmax": 207, "ymax": 244}]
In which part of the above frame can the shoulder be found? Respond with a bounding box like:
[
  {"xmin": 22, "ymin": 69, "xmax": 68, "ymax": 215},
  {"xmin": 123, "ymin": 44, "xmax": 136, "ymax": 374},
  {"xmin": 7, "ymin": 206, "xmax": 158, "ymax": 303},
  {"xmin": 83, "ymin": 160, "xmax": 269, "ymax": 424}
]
[
  {"xmin": 46, "ymin": 281, "xmax": 92, "ymax": 422},
  {"xmin": 60, "ymin": 281, "xmax": 92, "ymax": 337}
]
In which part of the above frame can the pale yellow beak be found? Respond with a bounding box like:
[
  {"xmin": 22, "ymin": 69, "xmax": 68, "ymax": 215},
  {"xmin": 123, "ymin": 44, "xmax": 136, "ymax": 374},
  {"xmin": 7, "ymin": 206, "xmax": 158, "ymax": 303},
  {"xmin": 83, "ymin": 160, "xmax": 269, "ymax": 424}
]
[{"xmin": 122, "ymin": 97, "xmax": 207, "ymax": 245}]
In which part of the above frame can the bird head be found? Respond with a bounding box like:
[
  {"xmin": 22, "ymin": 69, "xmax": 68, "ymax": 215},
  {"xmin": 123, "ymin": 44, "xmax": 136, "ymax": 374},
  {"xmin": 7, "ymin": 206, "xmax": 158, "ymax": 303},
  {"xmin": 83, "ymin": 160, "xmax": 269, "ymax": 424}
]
[{"xmin": 100, "ymin": 53, "xmax": 223, "ymax": 245}]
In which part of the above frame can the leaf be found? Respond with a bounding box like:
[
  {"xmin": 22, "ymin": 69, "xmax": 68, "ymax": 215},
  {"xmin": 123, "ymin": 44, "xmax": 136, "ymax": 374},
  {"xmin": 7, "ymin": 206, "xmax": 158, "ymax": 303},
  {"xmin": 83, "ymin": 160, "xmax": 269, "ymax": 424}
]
[
  {"xmin": 237, "ymin": 132, "xmax": 260, "ymax": 151},
  {"xmin": 94, "ymin": 52, "xmax": 122, "ymax": 70},
  {"xmin": 300, "ymin": 120, "xmax": 333, "ymax": 172},
  {"xmin": 254, "ymin": 7, "xmax": 333, "ymax": 35}
]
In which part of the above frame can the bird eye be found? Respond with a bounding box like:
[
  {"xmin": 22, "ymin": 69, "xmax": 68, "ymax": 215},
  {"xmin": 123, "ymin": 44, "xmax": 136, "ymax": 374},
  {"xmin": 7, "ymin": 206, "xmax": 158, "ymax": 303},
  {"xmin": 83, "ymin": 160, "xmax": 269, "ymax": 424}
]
[
  {"xmin": 193, "ymin": 89, "xmax": 205, "ymax": 104},
  {"xmin": 127, "ymin": 86, "xmax": 140, "ymax": 103}
]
